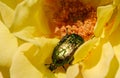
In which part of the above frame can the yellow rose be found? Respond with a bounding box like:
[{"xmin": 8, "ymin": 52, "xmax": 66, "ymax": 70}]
[{"xmin": 0, "ymin": 0, "xmax": 120, "ymax": 78}]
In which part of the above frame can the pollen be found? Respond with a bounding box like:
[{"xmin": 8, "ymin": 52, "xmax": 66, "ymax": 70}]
[{"xmin": 52, "ymin": 0, "xmax": 97, "ymax": 41}]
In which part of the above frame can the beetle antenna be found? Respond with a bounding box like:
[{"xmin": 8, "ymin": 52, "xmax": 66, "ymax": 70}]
[{"xmin": 45, "ymin": 64, "xmax": 50, "ymax": 66}]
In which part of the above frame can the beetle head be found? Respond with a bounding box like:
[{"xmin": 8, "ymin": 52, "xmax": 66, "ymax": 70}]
[{"xmin": 49, "ymin": 64, "xmax": 57, "ymax": 71}]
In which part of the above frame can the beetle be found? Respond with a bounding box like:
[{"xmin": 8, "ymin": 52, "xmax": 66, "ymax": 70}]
[{"xmin": 48, "ymin": 33, "xmax": 84, "ymax": 71}]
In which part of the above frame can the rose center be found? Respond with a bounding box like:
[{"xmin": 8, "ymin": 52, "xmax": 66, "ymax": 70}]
[{"xmin": 50, "ymin": 0, "xmax": 97, "ymax": 41}]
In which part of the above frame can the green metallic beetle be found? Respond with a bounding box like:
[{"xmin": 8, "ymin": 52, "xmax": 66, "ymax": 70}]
[{"xmin": 49, "ymin": 33, "xmax": 84, "ymax": 71}]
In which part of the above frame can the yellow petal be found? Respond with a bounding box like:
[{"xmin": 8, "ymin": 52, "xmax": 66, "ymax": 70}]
[
  {"xmin": 73, "ymin": 38, "xmax": 99, "ymax": 64},
  {"xmin": 109, "ymin": 8, "xmax": 120, "ymax": 35},
  {"xmin": 0, "ymin": 72, "xmax": 3, "ymax": 78},
  {"xmin": 13, "ymin": 26, "xmax": 36, "ymax": 42},
  {"xmin": 104, "ymin": 1, "xmax": 120, "ymax": 37},
  {"xmin": 66, "ymin": 64, "xmax": 79, "ymax": 78},
  {"xmin": 0, "ymin": 66, "xmax": 10, "ymax": 78},
  {"xmin": 82, "ymin": 42, "xmax": 115, "ymax": 78},
  {"xmin": 10, "ymin": 0, "xmax": 51, "ymax": 35},
  {"xmin": 10, "ymin": 43, "xmax": 42, "ymax": 78},
  {"xmin": 0, "ymin": 0, "xmax": 22, "ymax": 9},
  {"xmin": 55, "ymin": 73, "xmax": 66, "ymax": 78},
  {"xmin": 10, "ymin": 37, "xmax": 64, "ymax": 78},
  {"xmin": 113, "ymin": 0, "xmax": 120, "ymax": 6},
  {"xmin": 0, "ymin": 21, "xmax": 18, "ymax": 67},
  {"xmin": 94, "ymin": 4, "xmax": 114, "ymax": 37},
  {"xmin": 77, "ymin": 0, "xmax": 112, "ymax": 6},
  {"xmin": 0, "ymin": 1, "xmax": 14, "ymax": 28},
  {"xmin": 105, "ymin": 56, "xmax": 119, "ymax": 78},
  {"xmin": 98, "ymin": 0, "xmax": 113, "ymax": 6},
  {"xmin": 109, "ymin": 22, "xmax": 120, "ymax": 78}
]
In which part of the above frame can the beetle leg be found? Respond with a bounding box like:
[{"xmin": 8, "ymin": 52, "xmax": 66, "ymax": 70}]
[
  {"xmin": 68, "ymin": 57, "xmax": 74, "ymax": 65},
  {"xmin": 62, "ymin": 65, "xmax": 66, "ymax": 71}
]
